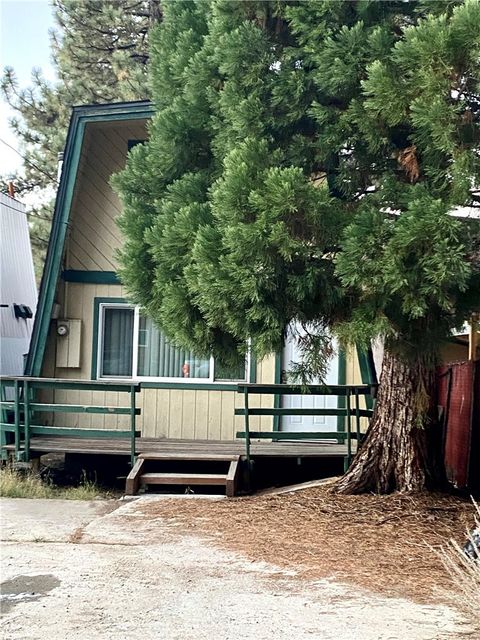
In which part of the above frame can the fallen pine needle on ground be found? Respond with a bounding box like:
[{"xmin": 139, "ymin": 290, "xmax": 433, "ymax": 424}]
[{"xmin": 139, "ymin": 485, "xmax": 475, "ymax": 606}]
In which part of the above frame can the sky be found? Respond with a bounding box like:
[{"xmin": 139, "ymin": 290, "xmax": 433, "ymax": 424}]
[{"xmin": 0, "ymin": 0, "xmax": 56, "ymax": 177}]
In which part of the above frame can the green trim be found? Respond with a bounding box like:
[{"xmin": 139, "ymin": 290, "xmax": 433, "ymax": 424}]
[
  {"xmin": 273, "ymin": 352, "xmax": 282, "ymax": 431},
  {"xmin": 237, "ymin": 430, "xmax": 362, "ymax": 441},
  {"xmin": 337, "ymin": 349, "xmax": 347, "ymax": 432},
  {"xmin": 0, "ymin": 403, "xmax": 141, "ymax": 415},
  {"xmin": 141, "ymin": 381, "xmax": 240, "ymax": 391},
  {"xmin": 274, "ymin": 352, "xmax": 282, "ymax": 385},
  {"xmin": 25, "ymin": 101, "xmax": 154, "ymax": 377},
  {"xmin": 237, "ymin": 383, "xmax": 372, "ymax": 395},
  {"xmin": 356, "ymin": 347, "xmax": 377, "ymax": 410},
  {"xmin": 249, "ymin": 354, "xmax": 257, "ymax": 383},
  {"xmin": 0, "ymin": 424, "xmax": 138, "ymax": 439},
  {"xmin": 91, "ymin": 297, "xmax": 126, "ymax": 379},
  {"xmin": 62, "ymin": 270, "xmax": 121, "ymax": 284},
  {"xmin": 26, "ymin": 119, "xmax": 86, "ymax": 376},
  {"xmin": 356, "ymin": 347, "xmax": 377, "ymax": 384},
  {"xmin": 1, "ymin": 377, "xmax": 139, "ymax": 393},
  {"xmin": 235, "ymin": 407, "xmax": 372, "ymax": 417}
]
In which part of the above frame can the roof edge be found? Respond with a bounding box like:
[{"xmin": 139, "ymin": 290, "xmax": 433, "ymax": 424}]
[{"xmin": 25, "ymin": 101, "xmax": 154, "ymax": 376}]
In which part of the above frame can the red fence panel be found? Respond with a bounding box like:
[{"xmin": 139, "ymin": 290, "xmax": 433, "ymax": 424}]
[{"xmin": 437, "ymin": 361, "xmax": 477, "ymax": 490}]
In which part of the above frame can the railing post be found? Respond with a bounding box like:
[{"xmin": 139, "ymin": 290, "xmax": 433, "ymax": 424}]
[
  {"xmin": 354, "ymin": 389, "xmax": 361, "ymax": 445},
  {"xmin": 130, "ymin": 384, "xmax": 137, "ymax": 468},
  {"xmin": 0, "ymin": 382, "xmax": 6, "ymax": 460},
  {"xmin": 345, "ymin": 388, "xmax": 352, "ymax": 472},
  {"xmin": 14, "ymin": 379, "xmax": 21, "ymax": 460},
  {"xmin": 244, "ymin": 387, "xmax": 252, "ymax": 489},
  {"xmin": 24, "ymin": 380, "xmax": 31, "ymax": 462}
]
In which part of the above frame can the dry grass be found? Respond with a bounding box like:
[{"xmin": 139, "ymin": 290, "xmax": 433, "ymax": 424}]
[
  {"xmin": 140, "ymin": 485, "xmax": 476, "ymax": 605},
  {"xmin": 439, "ymin": 499, "xmax": 480, "ymax": 624},
  {"xmin": 0, "ymin": 466, "xmax": 108, "ymax": 500},
  {"xmin": 0, "ymin": 465, "xmax": 55, "ymax": 499}
]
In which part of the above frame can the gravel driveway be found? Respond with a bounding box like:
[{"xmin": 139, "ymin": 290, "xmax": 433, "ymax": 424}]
[{"xmin": 0, "ymin": 497, "xmax": 474, "ymax": 640}]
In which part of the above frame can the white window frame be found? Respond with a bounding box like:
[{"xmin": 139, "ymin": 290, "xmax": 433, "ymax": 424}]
[{"xmin": 97, "ymin": 303, "xmax": 250, "ymax": 383}]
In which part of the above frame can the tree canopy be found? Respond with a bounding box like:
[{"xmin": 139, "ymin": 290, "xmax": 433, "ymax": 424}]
[{"xmin": 115, "ymin": 0, "xmax": 480, "ymax": 369}]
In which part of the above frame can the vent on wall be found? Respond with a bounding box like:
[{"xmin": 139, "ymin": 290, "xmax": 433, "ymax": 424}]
[{"xmin": 13, "ymin": 304, "xmax": 33, "ymax": 319}]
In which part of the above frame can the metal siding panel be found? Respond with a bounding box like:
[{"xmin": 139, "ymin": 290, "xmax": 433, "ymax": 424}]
[{"xmin": 0, "ymin": 194, "xmax": 37, "ymax": 375}]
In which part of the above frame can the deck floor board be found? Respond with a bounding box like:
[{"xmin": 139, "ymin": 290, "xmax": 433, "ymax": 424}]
[{"xmin": 5, "ymin": 436, "xmax": 356, "ymax": 458}]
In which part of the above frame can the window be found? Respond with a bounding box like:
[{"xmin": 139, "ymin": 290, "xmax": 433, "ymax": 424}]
[
  {"xmin": 100, "ymin": 306, "xmax": 134, "ymax": 377},
  {"xmin": 97, "ymin": 303, "xmax": 248, "ymax": 382}
]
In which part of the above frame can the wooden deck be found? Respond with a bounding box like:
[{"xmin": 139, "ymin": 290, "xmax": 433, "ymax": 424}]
[{"xmin": 5, "ymin": 436, "xmax": 356, "ymax": 459}]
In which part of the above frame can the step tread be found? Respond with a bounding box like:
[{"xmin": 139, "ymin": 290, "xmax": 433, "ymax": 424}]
[
  {"xmin": 138, "ymin": 452, "xmax": 240, "ymax": 461},
  {"xmin": 140, "ymin": 472, "xmax": 228, "ymax": 486}
]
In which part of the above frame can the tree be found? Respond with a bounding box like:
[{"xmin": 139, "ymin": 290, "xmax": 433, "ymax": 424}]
[
  {"xmin": 1, "ymin": 0, "xmax": 159, "ymax": 277},
  {"xmin": 114, "ymin": 0, "xmax": 480, "ymax": 493}
]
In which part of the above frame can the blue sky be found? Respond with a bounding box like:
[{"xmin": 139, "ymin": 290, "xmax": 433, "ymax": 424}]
[{"xmin": 0, "ymin": 0, "xmax": 56, "ymax": 175}]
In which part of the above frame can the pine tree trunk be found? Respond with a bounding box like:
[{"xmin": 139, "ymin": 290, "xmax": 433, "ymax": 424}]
[{"xmin": 335, "ymin": 349, "xmax": 442, "ymax": 494}]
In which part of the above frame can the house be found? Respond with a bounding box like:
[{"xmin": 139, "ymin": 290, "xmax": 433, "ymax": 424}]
[
  {"xmin": 6, "ymin": 100, "xmax": 477, "ymax": 493},
  {"xmin": 23, "ymin": 101, "xmax": 373, "ymax": 445},
  {"xmin": 0, "ymin": 102, "xmax": 380, "ymax": 493},
  {"xmin": 0, "ymin": 192, "xmax": 37, "ymax": 378}
]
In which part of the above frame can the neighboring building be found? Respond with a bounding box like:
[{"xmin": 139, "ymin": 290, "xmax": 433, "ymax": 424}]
[
  {"xmin": 0, "ymin": 192, "xmax": 37, "ymax": 378},
  {"xmin": 24, "ymin": 101, "xmax": 373, "ymax": 439}
]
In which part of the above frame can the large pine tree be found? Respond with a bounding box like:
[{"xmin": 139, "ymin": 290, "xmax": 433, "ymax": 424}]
[
  {"xmin": 1, "ymin": 0, "xmax": 160, "ymax": 276},
  {"xmin": 115, "ymin": 0, "xmax": 480, "ymax": 493}
]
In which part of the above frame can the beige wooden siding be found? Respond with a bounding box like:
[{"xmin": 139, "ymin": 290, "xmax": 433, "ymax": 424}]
[
  {"xmin": 38, "ymin": 118, "xmax": 278, "ymax": 440},
  {"xmin": 345, "ymin": 346, "xmax": 370, "ymax": 432},
  {"xmin": 41, "ymin": 281, "xmax": 277, "ymax": 439},
  {"xmin": 66, "ymin": 122, "xmax": 148, "ymax": 272}
]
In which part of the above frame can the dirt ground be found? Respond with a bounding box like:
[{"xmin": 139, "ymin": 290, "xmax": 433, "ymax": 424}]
[
  {"xmin": 0, "ymin": 492, "xmax": 477, "ymax": 640},
  {"xmin": 139, "ymin": 483, "xmax": 477, "ymax": 604}
]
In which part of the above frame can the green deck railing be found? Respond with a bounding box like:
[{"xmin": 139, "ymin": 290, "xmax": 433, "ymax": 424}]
[
  {"xmin": 235, "ymin": 383, "xmax": 376, "ymax": 476},
  {"xmin": 0, "ymin": 377, "xmax": 141, "ymax": 466}
]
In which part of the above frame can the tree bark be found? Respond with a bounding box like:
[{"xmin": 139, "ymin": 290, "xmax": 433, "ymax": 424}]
[{"xmin": 335, "ymin": 349, "xmax": 443, "ymax": 494}]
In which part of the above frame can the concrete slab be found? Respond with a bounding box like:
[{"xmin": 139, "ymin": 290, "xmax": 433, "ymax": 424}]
[
  {"xmin": 0, "ymin": 498, "xmax": 115, "ymax": 542},
  {"xmin": 0, "ymin": 497, "xmax": 474, "ymax": 640}
]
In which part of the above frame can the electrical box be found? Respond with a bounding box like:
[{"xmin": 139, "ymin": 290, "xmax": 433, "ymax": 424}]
[{"xmin": 56, "ymin": 319, "xmax": 82, "ymax": 368}]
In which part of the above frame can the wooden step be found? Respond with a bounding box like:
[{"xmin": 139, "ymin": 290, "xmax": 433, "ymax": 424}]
[
  {"xmin": 139, "ymin": 472, "xmax": 227, "ymax": 486},
  {"xmin": 125, "ymin": 457, "xmax": 145, "ymax": 495},
  {"xmin": 125, "ymin": 455, "xmax": 241, "ymax": 497},
  {"xmin": 138, "ymin": 452, "xmax": 239, "ymax": 461}
]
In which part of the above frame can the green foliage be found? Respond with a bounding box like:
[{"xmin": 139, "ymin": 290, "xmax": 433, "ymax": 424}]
[{"xmin": 116, "ymin": 0, "xmax": 480, "ymax": 378}]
